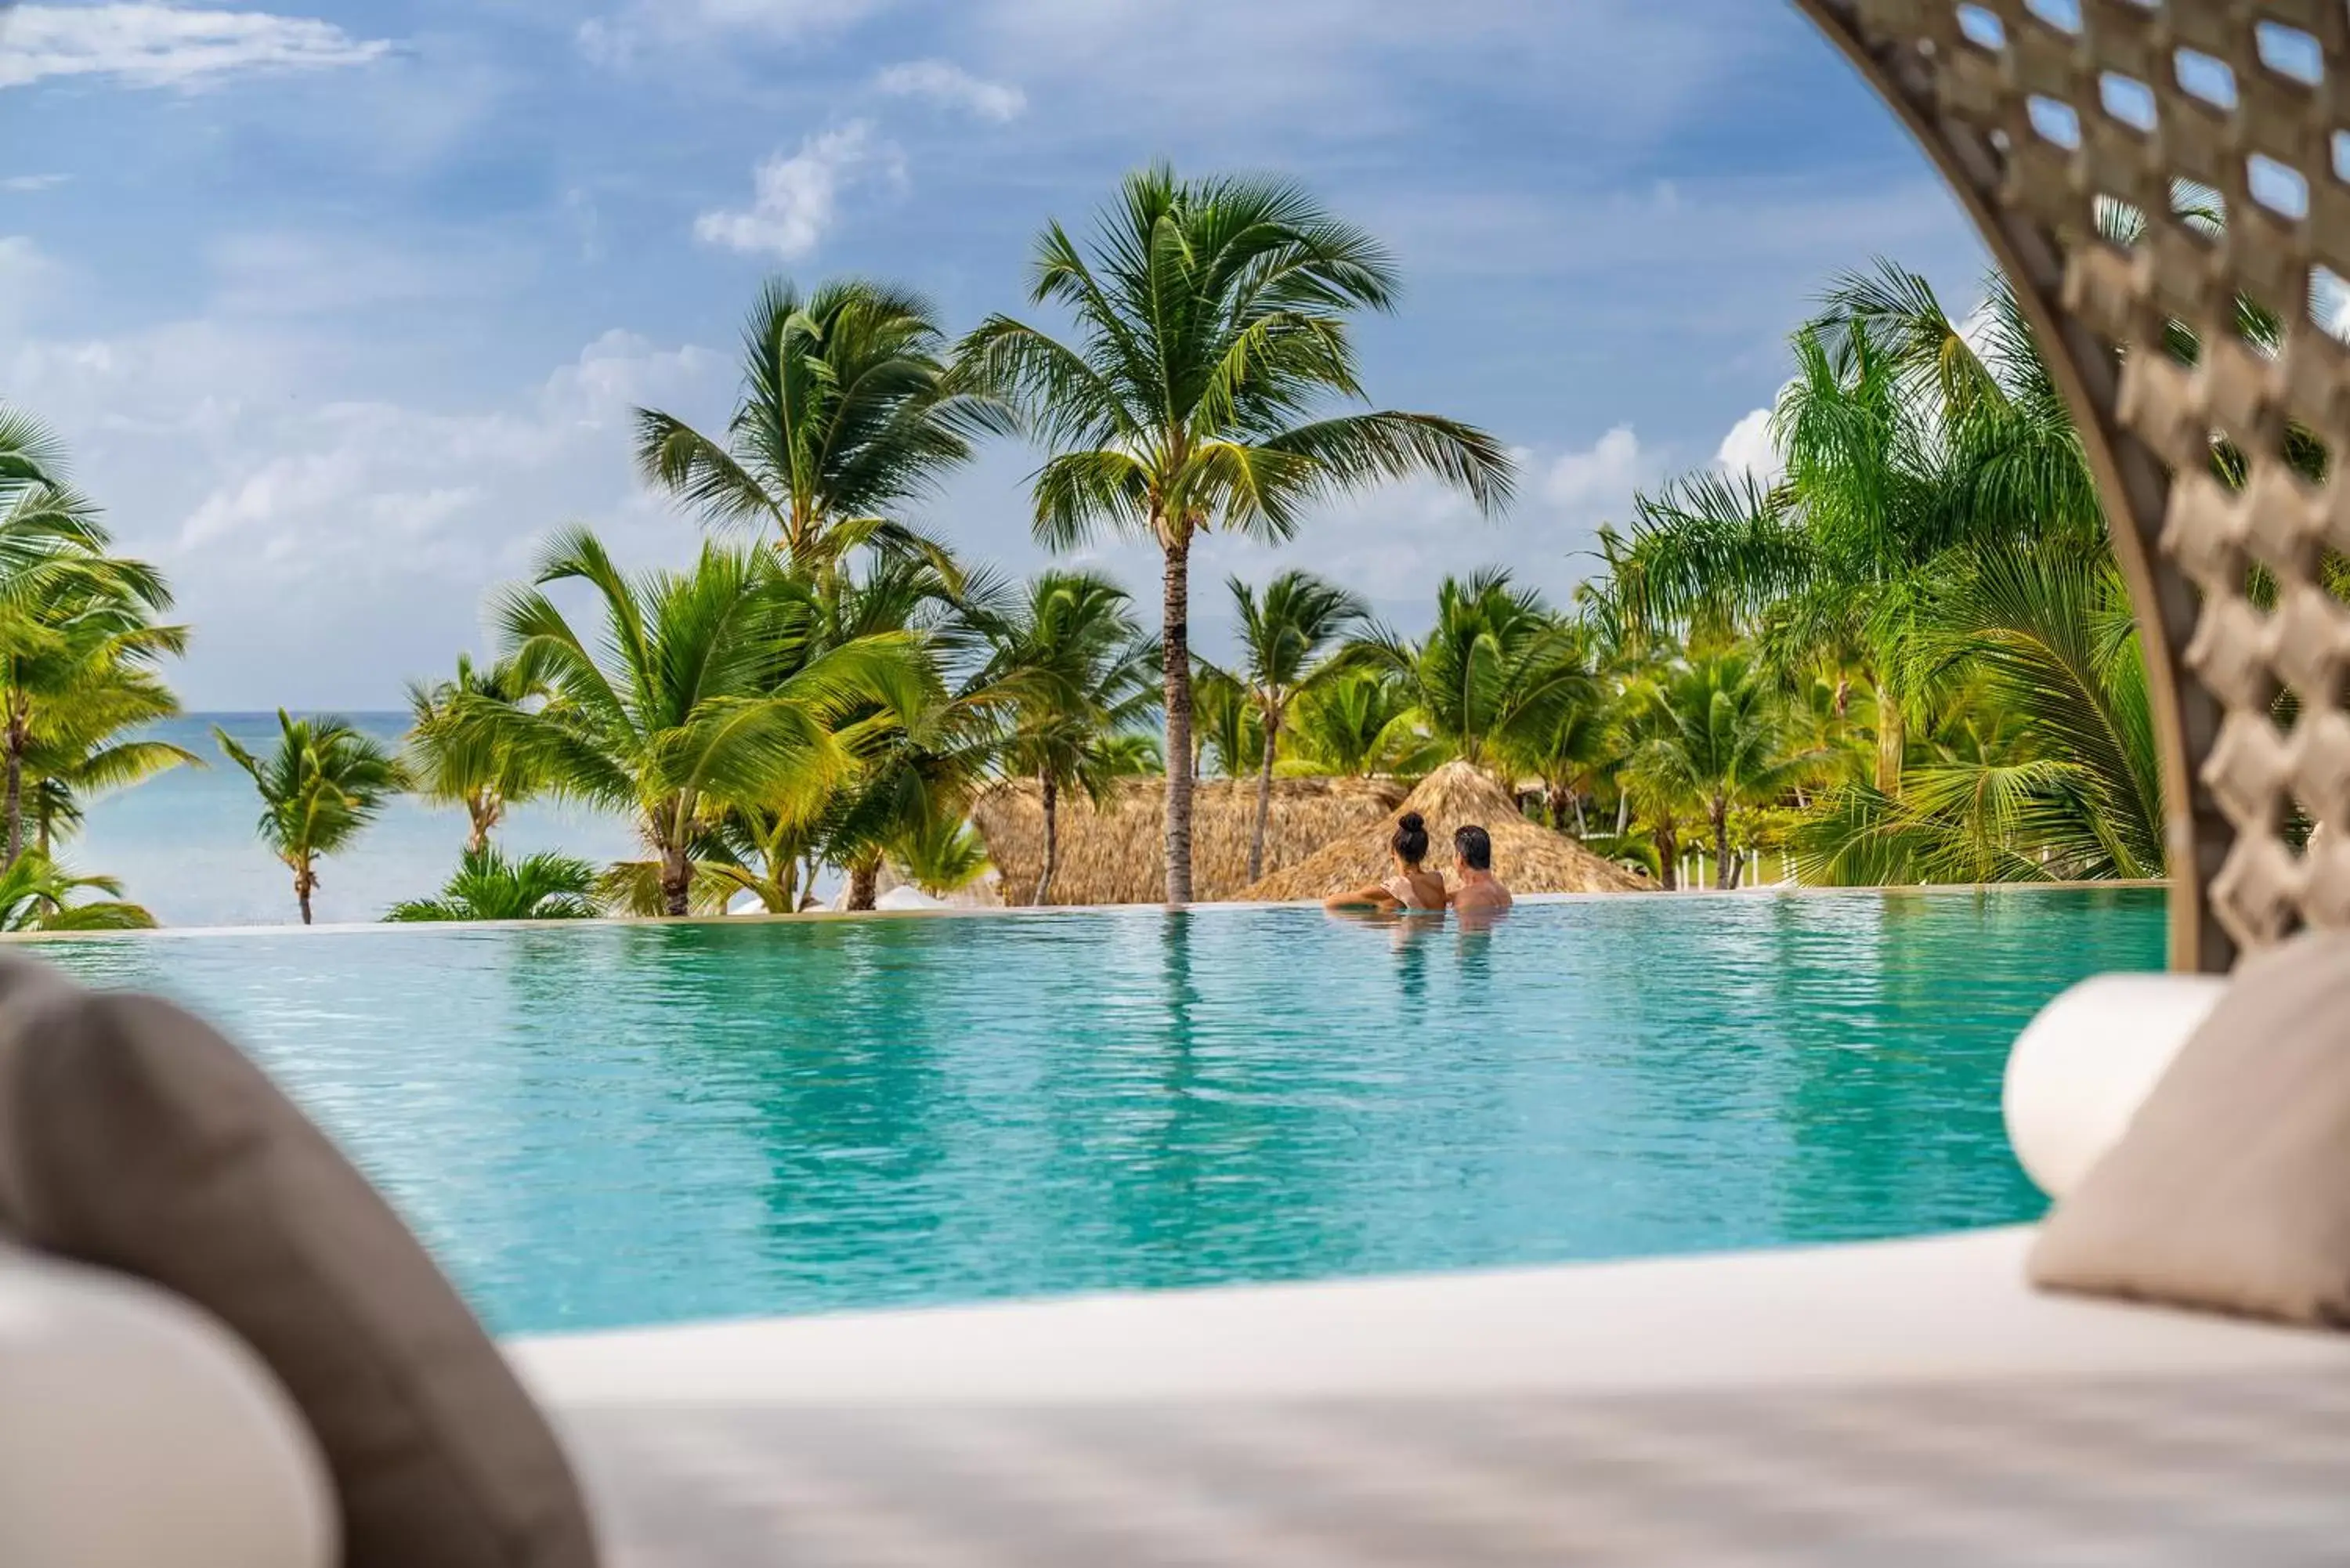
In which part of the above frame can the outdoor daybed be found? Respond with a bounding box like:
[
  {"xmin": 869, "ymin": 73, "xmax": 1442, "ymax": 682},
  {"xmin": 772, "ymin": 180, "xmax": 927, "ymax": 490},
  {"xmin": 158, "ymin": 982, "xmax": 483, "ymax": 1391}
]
[{"xmin": 9, "ymin": 2, "xmax": 2350, "ymax": 1563}]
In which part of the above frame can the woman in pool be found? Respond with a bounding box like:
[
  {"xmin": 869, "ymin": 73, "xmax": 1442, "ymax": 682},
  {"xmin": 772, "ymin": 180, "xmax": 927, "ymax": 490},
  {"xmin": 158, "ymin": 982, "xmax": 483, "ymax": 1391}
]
[{"xmin": 1323, "ymin": 811, "xmax": 1448, "ymax": 913}]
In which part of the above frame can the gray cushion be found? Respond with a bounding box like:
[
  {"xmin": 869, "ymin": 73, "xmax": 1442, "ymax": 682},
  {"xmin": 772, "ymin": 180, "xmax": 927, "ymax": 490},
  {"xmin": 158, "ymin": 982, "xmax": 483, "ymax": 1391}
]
[
  {"xmin": 0, "ymin": 956, "xmax": 598, "ymax": 1568},
  {"xmin": 2030, "ymin": 930, "xmax": 2350, "ymax": 1327}
]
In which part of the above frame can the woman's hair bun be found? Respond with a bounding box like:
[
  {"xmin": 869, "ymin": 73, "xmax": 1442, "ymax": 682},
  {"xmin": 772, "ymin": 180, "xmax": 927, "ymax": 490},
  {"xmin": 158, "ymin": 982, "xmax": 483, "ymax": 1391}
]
[{"xmin": 1397, "ymin": 811, "xmax": 1426, "ymax": 833}]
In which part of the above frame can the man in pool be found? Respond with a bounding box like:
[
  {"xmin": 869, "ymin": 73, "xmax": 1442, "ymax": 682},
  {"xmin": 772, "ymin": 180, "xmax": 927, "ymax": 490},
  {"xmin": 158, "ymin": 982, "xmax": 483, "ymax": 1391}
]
[{"xmin": 1448, "ymin": 824, "xmax": 1514, "ymax": 916}]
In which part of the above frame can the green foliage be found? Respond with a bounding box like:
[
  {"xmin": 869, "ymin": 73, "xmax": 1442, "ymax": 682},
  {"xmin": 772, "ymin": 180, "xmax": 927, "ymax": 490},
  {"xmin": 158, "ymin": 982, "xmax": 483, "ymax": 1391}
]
[
  {"xmin": 456, "ymin": 527, "xmax": 927, "ymax": 916},
  {"xmin": 1365, "ymin": 569, "xmax": 1593, "ymax": 770},
  {"xmin": 385, "ymin": 844, "xmax": 599, "ymax": 923},
  {"xmin": 1285, "ymin": 670, "xmax": 1437, "ymax": 779},
  {"xmin": 895, "ymin": 815, "xmax": 991, "ymax": 897},
  {"xmin": 0, "ymin": 852, "xmax": 154, "ymax": 931},
  {"xmin": 404, "ymin": 653, "xmax": 547, "ymax": 853}
]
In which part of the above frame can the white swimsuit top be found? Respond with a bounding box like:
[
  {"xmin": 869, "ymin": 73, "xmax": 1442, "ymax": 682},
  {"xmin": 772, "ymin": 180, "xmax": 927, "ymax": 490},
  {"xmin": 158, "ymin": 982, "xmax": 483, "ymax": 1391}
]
[{"xmin": 1384, "ymin": 874, "xmax": 1442, "ymax": 911}]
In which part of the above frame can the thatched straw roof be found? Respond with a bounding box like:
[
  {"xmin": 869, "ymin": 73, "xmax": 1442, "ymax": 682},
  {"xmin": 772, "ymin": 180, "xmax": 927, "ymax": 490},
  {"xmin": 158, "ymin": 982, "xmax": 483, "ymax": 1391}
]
[
  {"xmin": 1242, "ymin": 761, "xmax": 1651, "ymax": 901},
  {"xmin": 971, "ymin": 775, "xmax": 1406, "ymax": 906}
]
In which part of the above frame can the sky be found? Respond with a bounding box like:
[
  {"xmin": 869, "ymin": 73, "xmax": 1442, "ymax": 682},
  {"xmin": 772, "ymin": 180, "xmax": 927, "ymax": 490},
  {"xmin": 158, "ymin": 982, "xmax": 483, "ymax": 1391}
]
[{"xmin": 0, "ymin": 0, "xmax": 1993, "ymax": 710}]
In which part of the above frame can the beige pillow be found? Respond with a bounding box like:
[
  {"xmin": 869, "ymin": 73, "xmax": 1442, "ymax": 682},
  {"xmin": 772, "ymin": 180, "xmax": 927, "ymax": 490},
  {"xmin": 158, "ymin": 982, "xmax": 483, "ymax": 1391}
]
[
  {"xmin": 2029, "ymin": 930, "xmax": 2350, "ymax": 1326},
  {"xmin": 0, "ymin": 956, "xmax": 598, "ymax": 1568}
]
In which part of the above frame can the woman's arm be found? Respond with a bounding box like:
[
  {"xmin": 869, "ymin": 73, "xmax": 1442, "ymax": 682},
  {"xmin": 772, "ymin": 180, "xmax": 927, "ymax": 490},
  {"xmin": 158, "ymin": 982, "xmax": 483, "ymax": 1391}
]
[{"xmin": 1323, "ymin": 884, "xmax": 1401, "ymax": 912}]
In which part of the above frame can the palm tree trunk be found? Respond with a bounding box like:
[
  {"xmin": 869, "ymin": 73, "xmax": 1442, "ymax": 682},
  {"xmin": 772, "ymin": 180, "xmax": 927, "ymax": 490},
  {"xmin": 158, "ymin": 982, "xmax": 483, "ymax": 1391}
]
[
  {"xmin": 1614, "ymin": 793, "xmax": 1629, "ymax": 838},
  {"xmin": 1035, "ymin": 771, "xmax": 1059, "ymax": 906},
  {"xmin": 1875, "ymin": 682, "xmax": 1905, "ymax": 796},
  {"xmin": 659, "ymin": 844, "xmax": 692, "ymax": 917},
  {"xmin": 466, "ymin": 793, "xmax": 495, "ymax": 855},
  {"xmin": 295, "ymin": 860, "xmax": 316, "ymax": 926},
  {"xmin": 848, "ymin": 858, "xmax": 880, "ymax": 911},
  {"xmin": 1248, "ymin": 714, "xmax": 1278, "ymax": 883},
  {"xmin": 2, "ymin": 724, "xmax": 23, "ymax": 870},
  {"xmin": 1657, "ymin": 823, "xmax": 1679, "ymax": 891},
  {"xmin": 1712, "ymin": 799, "xmax": 1734, "ymax": 891},
  {"xmin": 1571, "ymin": 794, "xmax": 1588, "ymax": 837},
  {"xmin": 1161, "ymin": 538, "xmax": 1195, "ymax": 905}
]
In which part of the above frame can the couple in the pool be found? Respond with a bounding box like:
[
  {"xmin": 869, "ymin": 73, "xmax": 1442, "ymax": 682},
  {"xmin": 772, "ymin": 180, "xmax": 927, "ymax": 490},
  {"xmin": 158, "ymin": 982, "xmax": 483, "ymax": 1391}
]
[{"xmin": 1323, "ymin": 811, "xmax": 1514, "ymax": 917}]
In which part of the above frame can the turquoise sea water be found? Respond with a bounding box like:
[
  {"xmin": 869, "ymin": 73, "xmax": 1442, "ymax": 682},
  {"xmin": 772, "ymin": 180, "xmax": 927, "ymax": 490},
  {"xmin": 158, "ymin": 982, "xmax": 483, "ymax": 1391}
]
[
  {"xmin": 75, "ymin": 714, "xmax": 638, "ymax": 928},
  {"xmin": 28, "ymin": 888, "xmax": 2166, "ymax": 1335}
]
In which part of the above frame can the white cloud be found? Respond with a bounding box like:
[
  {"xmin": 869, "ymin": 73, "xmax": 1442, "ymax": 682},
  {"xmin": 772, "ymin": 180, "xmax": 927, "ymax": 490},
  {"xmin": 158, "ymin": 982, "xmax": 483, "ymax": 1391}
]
[
  {"xmin": 0, "ymin": 4, "xmax": 389, "ymax": 91},
  {"xmin": 1713, "ymin": 406, "xmax": 1780, "ymax": 486},
  {"xmin": 694, "ymin": 121, "xmax": 900, "ymax": 261},
  {"xmin": 873, "ymin": 59, "xmax": 1025, "ymax": 122},
  {"xmin": 1539, "ymin": 425, "xmax": 1644, "ymax": 514},
  {"xmin": 578, "ymin": 0, "xmax": 885, "ymax": 63},
  {"xmin": 1, "ymin": 173, "xmax": 69, "ymax": 192}
]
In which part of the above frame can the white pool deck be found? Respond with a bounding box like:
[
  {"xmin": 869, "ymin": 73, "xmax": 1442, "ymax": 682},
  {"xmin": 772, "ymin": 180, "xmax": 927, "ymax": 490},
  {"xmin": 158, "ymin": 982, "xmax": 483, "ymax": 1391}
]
[
  {"xmin": 518, "ymin": 1228, "xmax": 2350, "ymax": 1566},
  {"xmin": 512, "ymin": 1227, "xmax": 2350, "ymax": 1410}
]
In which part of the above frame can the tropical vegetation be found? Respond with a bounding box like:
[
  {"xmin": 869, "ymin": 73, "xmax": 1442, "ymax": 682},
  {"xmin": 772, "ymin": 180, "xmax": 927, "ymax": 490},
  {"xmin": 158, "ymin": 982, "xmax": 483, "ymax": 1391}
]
[{"xmin": 12, "ymin": 161, "xmax": 2257, "ymax": 926}]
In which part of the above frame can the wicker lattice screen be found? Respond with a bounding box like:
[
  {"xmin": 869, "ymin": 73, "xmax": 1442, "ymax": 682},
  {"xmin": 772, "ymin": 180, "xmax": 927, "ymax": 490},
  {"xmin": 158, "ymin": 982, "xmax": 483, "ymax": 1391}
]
[{"xmin": 1798, "ymin": 0, "xmax": 2350, "ymax": 974}]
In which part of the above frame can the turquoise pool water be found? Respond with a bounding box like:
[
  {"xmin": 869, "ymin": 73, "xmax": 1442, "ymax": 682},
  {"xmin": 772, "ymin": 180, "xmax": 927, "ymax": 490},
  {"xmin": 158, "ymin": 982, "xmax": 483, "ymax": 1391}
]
[{"xmin": 27, "ymin": 889, "xmax": 2165, "ymax": 1335}]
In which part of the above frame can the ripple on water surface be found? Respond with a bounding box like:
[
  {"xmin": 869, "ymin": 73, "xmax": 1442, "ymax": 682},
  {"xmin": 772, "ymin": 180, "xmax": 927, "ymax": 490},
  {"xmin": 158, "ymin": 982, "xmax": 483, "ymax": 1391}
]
[{"xmin": 31, "ymin": 889, "xmax": 2165, "ymax": 1334}]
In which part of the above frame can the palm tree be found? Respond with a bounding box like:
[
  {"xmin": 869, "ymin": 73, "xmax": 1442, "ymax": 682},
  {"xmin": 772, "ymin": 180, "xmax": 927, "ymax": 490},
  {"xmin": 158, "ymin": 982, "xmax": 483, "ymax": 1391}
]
[
  {"xmin": 895, "ymin": 815, "xmax": 991, "ymax": 899},
  {"xmin": 18, "ymin": 638, "xmax": 197, "ymax": 858},
  {"xmin": 1368, "ymin": 569, "xmax": 1594, "ymax": 775},
  {"xmin": 217, "ymin": 711, "xmax": 405, "ymax": 924},
  {"xmin": 0, "ymin": 411, "xmax": 184, "ymax": 867},
  {"xmin": 456, "ymin": 528, "xmax": 924, "ymax": 916},
  {"xmin": 385, "ymin": 844, "xmax": 599, "ymax": 922},
  {"xmin": 959, "ymin": 164, "xmax": 1516, "ymax": 901},
  {"xmin": 635, "ymin": 277, "xmax": 1007, "ymax": 583},
  {"xmin": 1211, "ymin": 571, "xmax": 1368, "ymax": 880},
  {"xmin": 1791, "ymin": 548, "xmax": 2162, "ymax": 884},
  {"xmin": 403, "ymin": 653, "xmax": 546, "ymax": 854},
  {"xmin": 982, "ymin": 570, "xmax": 1158, "ymax": 905},
  {"xmin": 1287, "ymin": 669, "xmax": 1437, "ymax": 779},
  {"xmin": 0, "ymin": 852, "xmax": 155, "ymax": 931},
  {"xmin": 1623, "ymin": 652, "xmax": 1820, "ymax": 890}
]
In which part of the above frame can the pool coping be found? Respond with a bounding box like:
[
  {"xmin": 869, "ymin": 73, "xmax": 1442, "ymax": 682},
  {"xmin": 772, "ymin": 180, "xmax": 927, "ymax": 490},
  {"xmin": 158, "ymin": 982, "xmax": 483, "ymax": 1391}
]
[{"xmin": 1, "ymin": 880, "xmax": 2175, "ymax": 942}]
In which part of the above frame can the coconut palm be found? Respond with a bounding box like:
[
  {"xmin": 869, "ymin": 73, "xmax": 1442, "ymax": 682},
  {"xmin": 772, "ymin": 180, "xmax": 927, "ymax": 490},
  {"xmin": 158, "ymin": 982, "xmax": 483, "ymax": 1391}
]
[
  {"xmin": 1365, "ymin": 570, "xmax": 1595, "ymax": 775},
  {"xmin": 1791, "ymin": 548, "xmax": 2162, "ymax": 884},
  {"xmin": 385, "ymin": 844, "xmax": 599, "ymax": 923},
  {"xmin": 982, "ymin": 570, "xmax": 1158, "ymax": 905},
  {"xmin": 635, "ymin": 277, "xmax": 1007, "ymax": 583},
  {"xmin": 1209, "ymin": 571, "xmax": 1368, "ymax": 880},
  {"xmin": 959, "ymin": 164, "xmax": 1516, "ymax": 901},
  {"xmin": 217, "ymin": 711, "xmax": 405, "ymax": 924},
  {"xmin": 895, "ymin": 815, "xmax": 991, "ymax": 899},
  {"xmin": 1286, "ymin": 669, "xmax": 1437, "ymax": 779},
  {"xmin": 1623, "ymin": 652, "xmax": 1821, "ymax": 891},
  {"xmin": 404, "ymin": 653, "xmax": 547, "ymax": 854},
  {"xmin": 0, "ymin": 852, "xmax": 155, "ymax": 931},
  {"xmin": 16, "ymin": 638, "xmax": 197, "ymax": 858},
  {"xmin": 457, "ymin": 528, "xmax": 925, "ymax": 916}
]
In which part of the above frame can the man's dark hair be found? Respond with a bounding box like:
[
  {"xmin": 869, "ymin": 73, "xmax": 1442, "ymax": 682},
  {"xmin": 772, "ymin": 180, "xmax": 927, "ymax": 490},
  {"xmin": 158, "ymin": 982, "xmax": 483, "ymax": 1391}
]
[{"xmin": 1455, "ymin": 823, "xmax": 1494, "ymax": 872}]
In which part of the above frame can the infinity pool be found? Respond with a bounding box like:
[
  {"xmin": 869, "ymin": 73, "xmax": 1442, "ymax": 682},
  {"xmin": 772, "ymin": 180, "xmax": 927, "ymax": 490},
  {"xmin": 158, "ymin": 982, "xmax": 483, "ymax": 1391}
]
[{"xmin": 27, "ymin": 889, "xmax": 2164, "ymax": 1335}]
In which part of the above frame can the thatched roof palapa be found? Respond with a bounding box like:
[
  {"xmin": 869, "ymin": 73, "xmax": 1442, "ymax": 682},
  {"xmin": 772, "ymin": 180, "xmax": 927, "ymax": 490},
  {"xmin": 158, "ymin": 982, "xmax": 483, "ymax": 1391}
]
[
  {"xmin": 971, "ymin": 775, "xmax": 1406, "ymax": 906},
  {"xmin": 1242, "ymin": 761, "xmax": 1651, "ymax": 901}
]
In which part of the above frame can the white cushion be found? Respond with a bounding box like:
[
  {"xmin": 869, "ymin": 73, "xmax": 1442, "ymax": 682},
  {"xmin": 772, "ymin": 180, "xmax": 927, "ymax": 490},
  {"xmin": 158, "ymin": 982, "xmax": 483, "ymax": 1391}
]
[
  {"xmin": 0, "ymin": 1241, "xmax": 336, "ymax": 1568},
  {"xmin": 2002, "ymin": 973, "xmax": 2225, "ymax": 1200}
]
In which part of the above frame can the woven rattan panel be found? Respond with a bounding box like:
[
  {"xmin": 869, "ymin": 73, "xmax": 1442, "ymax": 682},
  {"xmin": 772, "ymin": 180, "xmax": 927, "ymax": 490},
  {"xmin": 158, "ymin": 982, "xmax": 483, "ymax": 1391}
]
[{"xmin": 1799, "ymin": 0, "xmax": 2350, "ymax": 972}]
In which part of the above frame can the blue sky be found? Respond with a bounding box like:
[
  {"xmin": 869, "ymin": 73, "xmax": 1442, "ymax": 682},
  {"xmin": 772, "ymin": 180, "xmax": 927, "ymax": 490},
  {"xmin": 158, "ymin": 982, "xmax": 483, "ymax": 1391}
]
[{"xmin": 0, "ymin": 0, "xmax": 1990, "ymax": 708}]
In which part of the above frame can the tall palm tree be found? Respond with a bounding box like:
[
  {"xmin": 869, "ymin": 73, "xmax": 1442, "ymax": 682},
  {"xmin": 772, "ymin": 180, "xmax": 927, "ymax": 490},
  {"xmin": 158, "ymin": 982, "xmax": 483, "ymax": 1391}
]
[
  {"xmin": 1367, "ymin": 569, "xmax": 1593, "ymax": 775},
  {"xmin": 217, "ymin": 711, "xmax": 405, "ymax": 925},
  {"xmin": 1624, "ymin": 652, "xmax": 1820, "ymax": 890},
  {"xmin": 403, "ymin": 653, "xmax": 547, "ymax": 854},
  {"xmin": 0, "ymin": 852, "xmax": 155, "ymax": 931},
  {"xmin": 635, "ymin": 277, "xmax": 1007, "ymax": 583},
  {"xmin": 386, "ymin": 845, "xmax": 599, "ymax": 923},
  {"xmin": 457, "ymin": 528, "xmax": 924, "ymax": 916},
  {"xmin": 982, "ymin": 569, "xmax": 1158, "ymax": 905},
  {"xmin": 959, "ymin": 164, "xmax": 1515, "ymax": 901},
  {"xmin": 1211, "ymin": 570, "xmax": 1367, "ymax": 880}
]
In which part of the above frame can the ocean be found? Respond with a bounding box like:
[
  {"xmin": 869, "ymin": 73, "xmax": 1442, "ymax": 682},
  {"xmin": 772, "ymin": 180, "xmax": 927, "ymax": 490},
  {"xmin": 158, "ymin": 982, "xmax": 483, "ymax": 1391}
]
[{"xmin": 74, "ymin": 714, "xmax": 642, "ymax": 928}]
